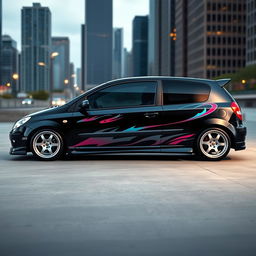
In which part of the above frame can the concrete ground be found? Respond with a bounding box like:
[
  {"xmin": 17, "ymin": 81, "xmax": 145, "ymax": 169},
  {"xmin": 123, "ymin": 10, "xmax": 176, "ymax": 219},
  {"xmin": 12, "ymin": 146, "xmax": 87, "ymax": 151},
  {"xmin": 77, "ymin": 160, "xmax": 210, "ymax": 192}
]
[{"xmin": 0, "ymin": 122, "xmax": 256, "ymax": 256}]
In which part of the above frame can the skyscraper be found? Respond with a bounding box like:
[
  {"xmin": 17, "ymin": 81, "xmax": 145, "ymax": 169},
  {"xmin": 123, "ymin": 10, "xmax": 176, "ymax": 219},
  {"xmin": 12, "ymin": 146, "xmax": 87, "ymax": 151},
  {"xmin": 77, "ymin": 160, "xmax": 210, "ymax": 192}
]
[
  {"xmin": 52, "ymin": 37, "xmax": 70, "ymax": 91},
  {"xmin": 76, "ymin": 68, "xmax": 81, "ymax": 89},
  {"xmin": 123, "ymin": 48, "xmax": 133, "ymax": 77},
  {"xmin": 1, "ymin": 35, "xmax": 19, "ymax": 94},
  {"xmin": 69, "ymin": 62, "xmax": 75, "ymax": 98},
  {"xmin": 246, "ymin": 0, "xmax": 256, "ymax": 65},
  {"xmin": 21, "ymin": 3, "xmax": 51, "ymax": 92},
  {"xmin": 132, "ymin": 16, "xmax": 148, "ymax": 76},
  {"xmin": 0, "ymin": 0, "xmax": 2, "ymax": 84},
  {"xmin": 113, "ymin": 28, "xmax": 123, "ymax": 79},
  {"xmin": 84, "ymin": 0, "xmax": 112, "ymax": 88},
  {"xmin": 81, "ymin": 24, "xmax": 86, "ymax": 91},
  {"xmin": 148, "ymin": 0, "xmax": 176, "ymax": 76},
  {"xmin": 175, "ymin": 0, "xmax": 187, "ymax": 77},
  {"xmin": 175, "ymin": 0, "xmax": 246, "ymax": 79}
]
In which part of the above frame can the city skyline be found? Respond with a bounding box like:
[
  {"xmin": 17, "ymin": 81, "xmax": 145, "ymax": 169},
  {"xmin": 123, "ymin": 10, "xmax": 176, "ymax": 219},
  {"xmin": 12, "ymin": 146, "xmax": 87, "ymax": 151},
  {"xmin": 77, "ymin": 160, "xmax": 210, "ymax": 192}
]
[
  {"xmin": 2, "ymin": 0, "xmax": 149, "ymax": 68},
  {"xmin": 83, "ymin": 0, "xmax": 113, "ymax": 87}
]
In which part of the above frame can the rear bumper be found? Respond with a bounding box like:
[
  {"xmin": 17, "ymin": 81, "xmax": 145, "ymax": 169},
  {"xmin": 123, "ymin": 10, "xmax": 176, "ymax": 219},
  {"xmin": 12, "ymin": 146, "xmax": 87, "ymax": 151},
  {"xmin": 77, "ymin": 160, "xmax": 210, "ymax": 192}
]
[{"xmin": 233, "ymin": 126, "xmax": 247, "ymax": 151}]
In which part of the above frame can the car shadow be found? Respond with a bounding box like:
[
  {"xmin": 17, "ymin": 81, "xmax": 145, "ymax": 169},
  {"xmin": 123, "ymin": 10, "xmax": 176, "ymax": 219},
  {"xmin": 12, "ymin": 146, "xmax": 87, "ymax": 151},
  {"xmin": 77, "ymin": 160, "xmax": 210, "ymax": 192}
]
[{"xmin": 5, "ymin": 152, "xmax": 242, "ymax": 162}]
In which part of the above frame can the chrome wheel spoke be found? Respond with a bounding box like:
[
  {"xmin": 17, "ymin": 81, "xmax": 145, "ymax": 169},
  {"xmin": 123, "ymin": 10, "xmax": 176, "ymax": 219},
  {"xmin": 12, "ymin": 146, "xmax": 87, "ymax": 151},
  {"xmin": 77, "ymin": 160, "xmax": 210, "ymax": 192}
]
[
  {"xmin": 47, "ymin": 147, "xmax": 53, "ymax": 154},
  {"xmin": 206, "ymin": 146, "xmax": 212, "ymax": 153},
  {"xmin": 213, "ymin": 147, "xmax": 219, "ymax": 153},
  {"xmin": 208, "ymin": 133, "xmax": 213, "ymax": 140},
  {"xmin": 49, "ymin": 134, "xmax": 53, "ymax": 142},
  {"xmin": 41, "ymin": 134, "xmax": 46, "ymax": 142}
]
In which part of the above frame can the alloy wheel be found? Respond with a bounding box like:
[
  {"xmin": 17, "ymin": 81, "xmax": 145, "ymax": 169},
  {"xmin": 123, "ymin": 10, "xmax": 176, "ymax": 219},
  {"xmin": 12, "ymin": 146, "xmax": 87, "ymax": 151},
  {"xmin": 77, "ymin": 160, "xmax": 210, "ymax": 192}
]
[
  {"xmin": 199, "ymin": 129, "xmax": 229, "ymax": 159},
  {"xmin": 32, "ymin": 130, "xmax": 61, "ymax": 159}
]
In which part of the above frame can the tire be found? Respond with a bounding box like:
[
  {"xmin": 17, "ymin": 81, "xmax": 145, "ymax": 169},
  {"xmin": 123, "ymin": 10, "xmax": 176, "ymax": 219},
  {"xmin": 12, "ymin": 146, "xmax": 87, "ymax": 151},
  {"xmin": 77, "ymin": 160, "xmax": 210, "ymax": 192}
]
[
  {"xmin": 195, "ymin": 128, "xmax": 231, "ymax": 161},
  {"xmin": 31, "ymin": 129, "xmax": 65, "ymax": 160}
]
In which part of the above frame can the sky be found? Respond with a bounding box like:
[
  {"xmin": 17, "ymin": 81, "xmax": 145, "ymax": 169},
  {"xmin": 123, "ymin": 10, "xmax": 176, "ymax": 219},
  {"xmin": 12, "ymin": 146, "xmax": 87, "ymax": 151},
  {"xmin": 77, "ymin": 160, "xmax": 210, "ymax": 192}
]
[{"xmin": 2, "ymin": 0, "xmax": 149, "ymax": 69}]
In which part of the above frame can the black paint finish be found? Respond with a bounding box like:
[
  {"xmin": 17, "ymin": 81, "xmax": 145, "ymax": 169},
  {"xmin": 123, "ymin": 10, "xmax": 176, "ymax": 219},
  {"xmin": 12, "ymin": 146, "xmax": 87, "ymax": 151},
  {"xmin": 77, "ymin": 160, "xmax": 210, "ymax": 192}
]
[{"xmin": 9, "ymin": 76, "xmax": 246, "ymax": 157}]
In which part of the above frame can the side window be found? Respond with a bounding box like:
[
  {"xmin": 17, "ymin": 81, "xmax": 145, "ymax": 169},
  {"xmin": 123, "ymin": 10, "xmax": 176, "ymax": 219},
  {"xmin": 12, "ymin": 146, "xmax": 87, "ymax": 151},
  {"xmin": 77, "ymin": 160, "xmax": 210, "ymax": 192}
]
[
  {"xmin": 88, "ymin": 82, "xmax": 157, "ymax": 109},
  {"xmin": 163, "ymin": 80, "xmax": 210, "ymax": 105}
]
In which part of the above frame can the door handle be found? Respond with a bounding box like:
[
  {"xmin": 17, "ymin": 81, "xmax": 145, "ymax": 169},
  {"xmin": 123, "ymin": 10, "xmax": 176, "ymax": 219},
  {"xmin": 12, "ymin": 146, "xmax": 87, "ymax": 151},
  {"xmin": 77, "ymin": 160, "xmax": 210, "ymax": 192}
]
[{"xmin": 144, "ymin": 112, "xmax": 159, "ymax": 118}]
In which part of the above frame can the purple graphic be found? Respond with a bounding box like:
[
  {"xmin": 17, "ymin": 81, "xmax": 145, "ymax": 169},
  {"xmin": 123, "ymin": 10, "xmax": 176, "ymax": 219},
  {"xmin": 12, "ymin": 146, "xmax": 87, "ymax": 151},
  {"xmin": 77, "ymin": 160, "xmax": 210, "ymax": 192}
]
[
  {"xmin": 73, "ymin": 137, "xmax": 113, "ymax": 147},
  {"xmin": 169, "ymin": 134, "xmax": 195, "ymax": 145},
  {"xmin": 100, "ymin": 115, "xmax": 122, "ymax": 124},
  {"xmin": 72, "ymin": 136, "xmax": 136, "ymax": 148}
]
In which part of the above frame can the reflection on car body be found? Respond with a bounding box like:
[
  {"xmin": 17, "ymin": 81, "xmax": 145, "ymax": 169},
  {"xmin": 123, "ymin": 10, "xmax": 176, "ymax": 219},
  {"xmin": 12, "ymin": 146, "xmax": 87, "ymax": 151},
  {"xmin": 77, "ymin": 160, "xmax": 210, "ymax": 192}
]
[{"xmin": 10, "ymin": 76, "xmax": 246, "ymax": 161}]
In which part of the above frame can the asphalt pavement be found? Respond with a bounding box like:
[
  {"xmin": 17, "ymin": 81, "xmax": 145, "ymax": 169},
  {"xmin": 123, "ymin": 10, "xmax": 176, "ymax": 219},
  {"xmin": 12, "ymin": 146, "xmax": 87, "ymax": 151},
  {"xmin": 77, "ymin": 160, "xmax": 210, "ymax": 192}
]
[{"xmin": 0, "ymin": 121, "xmax": 256, "ymax": 256}]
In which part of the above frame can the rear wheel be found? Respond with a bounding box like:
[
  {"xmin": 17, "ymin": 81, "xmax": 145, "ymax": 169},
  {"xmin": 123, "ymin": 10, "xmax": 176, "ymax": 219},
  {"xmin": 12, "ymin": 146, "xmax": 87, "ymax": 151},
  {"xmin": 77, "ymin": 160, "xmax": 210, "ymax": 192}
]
[
  {"xmin": 31, "ymin": 129, "xmax": 64, "ymax": 160},
  {"xmin": 196, "ymin": 128, "xmax": 231, "ymax": 161}
]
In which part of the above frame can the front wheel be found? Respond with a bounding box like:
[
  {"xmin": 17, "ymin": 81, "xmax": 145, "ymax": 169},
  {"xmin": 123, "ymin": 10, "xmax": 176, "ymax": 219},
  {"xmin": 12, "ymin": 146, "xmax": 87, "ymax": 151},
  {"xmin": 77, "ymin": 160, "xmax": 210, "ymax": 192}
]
[
  {"xmin": 31, "ymin": 129, "xmax": 65, "ymax": 160},
  {"xmin": 196, "ymin": 128, "xmax": 231, "ymax": 161}
]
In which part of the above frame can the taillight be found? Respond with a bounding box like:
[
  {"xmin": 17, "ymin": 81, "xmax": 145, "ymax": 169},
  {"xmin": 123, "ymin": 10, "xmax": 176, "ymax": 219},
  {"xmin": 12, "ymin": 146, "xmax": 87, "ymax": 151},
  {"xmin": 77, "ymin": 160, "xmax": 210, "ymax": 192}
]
[{"xmin": 231, "ymin": 102, "xmax": 243, "ymax": 121}]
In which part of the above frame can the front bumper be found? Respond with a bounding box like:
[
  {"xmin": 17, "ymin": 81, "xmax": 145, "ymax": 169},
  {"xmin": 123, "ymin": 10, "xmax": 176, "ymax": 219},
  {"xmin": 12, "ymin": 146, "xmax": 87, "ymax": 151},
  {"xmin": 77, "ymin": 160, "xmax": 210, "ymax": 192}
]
[
  {"xmin": 233, "ymin": 126, "xmax": 247, "ymax": 151},
  {"xmin": 9, "ymin": 127, "xmax": 29, "ymax": 155},
  {"xmin": 10, "ymin": 147, "xmax": 27, "ymax": 155}
]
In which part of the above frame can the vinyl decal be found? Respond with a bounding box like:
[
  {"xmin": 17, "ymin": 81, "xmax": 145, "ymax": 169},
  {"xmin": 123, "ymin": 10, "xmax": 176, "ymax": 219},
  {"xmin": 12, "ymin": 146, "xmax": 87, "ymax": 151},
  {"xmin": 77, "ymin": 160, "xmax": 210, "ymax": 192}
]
[
  {"xmin": 72, "ymin": 136, "xmax": 135, "ymax": 147},
  {"xmin": 100, "ymin": 115, "xmax": 122, "ymax": 124},
  {"xmin": 168, "ymin": 134, "xmax": 195, "ymax": 145},
  {"xmin": 78, "ymin": 115, "xmax": 123, "ymax": 124},
  {"xmin": 123, "ymin": 103, "xmax": 218, "ymax": 132},
  {"xmin": 73, "ymin": 137, "xmax": 112, "ymax": 147},
  {"xmin": 78, "ymin": 116, "xmax": 100, "ymax": 123}
]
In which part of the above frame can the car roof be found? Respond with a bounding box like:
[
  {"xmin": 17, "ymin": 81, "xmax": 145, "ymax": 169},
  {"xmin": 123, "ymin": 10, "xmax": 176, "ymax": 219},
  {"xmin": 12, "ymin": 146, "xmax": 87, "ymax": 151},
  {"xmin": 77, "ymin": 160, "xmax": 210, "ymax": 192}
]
[
  {"xmin": 106, "ymin": 76, "xmax": 219, "ymax": 85},
  {"xmin": 67, "ymin": 76, "xmax": 227, "ymax": 106}
]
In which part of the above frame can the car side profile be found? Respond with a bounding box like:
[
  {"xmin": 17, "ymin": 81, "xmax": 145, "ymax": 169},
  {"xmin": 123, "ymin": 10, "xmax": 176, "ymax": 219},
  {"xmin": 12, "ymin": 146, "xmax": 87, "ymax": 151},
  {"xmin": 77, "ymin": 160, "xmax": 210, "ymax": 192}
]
[{"xmin": 10, "ymin": 77, "xmax": 246, "ymax": 161}]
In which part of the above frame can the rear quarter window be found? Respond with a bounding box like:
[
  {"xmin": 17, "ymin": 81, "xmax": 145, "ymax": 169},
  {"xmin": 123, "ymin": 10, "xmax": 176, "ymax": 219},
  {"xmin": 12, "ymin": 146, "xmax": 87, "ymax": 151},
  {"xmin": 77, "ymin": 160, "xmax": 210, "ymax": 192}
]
[{"xmin": 163, "ymin": 80, "xmax": 210, "ymax": 105}]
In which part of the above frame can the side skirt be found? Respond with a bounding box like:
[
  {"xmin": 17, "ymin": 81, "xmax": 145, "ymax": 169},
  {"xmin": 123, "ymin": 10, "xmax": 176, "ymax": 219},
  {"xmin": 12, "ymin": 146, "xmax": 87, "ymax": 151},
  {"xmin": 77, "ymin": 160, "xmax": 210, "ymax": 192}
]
[{"xmin": 68, "ymin": 147, "xmax": 194, "ymax": 155}]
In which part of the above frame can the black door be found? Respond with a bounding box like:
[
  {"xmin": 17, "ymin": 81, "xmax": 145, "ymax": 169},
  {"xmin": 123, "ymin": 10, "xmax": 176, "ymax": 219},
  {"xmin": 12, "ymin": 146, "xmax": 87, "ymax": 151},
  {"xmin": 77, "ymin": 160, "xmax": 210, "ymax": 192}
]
[
  {"xmin": 158, "ymin": 79, "xmax": 212, "ymax": 152},
  {"xmin": 68, "ymin": 81, "xmax": 163, "ymax": 152}
]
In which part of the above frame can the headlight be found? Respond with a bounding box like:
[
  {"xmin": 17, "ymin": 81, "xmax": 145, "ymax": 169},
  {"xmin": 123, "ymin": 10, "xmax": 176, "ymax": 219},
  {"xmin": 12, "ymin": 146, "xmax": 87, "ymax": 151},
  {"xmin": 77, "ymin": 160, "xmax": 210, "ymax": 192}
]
[{"xmin": 13, "ymin": 116, "xmax": 31, "ymax": 130}]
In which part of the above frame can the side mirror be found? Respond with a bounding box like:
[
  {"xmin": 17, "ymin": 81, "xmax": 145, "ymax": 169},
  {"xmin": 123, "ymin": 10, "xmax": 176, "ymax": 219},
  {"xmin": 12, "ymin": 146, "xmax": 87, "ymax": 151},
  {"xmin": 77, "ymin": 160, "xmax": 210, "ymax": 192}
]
[
  {"xmin": 79, "ymin": 99, "xmax": 90, "ymax": 114},
  {"xmin": 81, "ymin": 99, "xmax": 90, "ymax": 109}
]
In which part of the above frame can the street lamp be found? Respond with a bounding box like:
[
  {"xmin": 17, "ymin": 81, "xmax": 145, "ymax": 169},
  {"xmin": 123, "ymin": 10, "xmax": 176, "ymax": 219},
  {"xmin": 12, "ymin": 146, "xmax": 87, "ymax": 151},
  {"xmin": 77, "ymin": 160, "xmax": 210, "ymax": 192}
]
[
  {"xmin": 51, "ymin": 52, "xmax": 59, "ymax": 58},
  {"xmin": 38, "ymin": 62, "xmax": 46, "ymax": 67},
  {"xmin": 12, "ymin": 73, "xmax": 19, "ymax": 80},
  {"xmin": 12, "ymin": 73, "xmax": 19, "ymax": 97}
]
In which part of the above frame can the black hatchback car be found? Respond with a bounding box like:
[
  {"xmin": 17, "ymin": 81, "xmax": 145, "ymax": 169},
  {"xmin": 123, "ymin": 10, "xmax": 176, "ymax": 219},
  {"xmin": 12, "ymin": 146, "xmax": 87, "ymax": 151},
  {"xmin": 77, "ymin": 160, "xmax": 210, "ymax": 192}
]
[{"xmin": 10, "ymin": 77, "xmax": 246, "ymax": 161}]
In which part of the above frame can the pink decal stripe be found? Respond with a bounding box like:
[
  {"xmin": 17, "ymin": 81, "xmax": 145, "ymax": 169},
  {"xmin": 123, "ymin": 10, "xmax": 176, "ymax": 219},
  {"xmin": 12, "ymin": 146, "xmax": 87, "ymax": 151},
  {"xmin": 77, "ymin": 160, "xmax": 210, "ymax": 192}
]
[
  {"xmin": 78, "ymin": 116, "xmax": 99, "ymax": 123},
  {"xmin": 169, "ymin": 134, "xmax": 195, "ymax": 145},
  {"xmin": 124, "ymin": 103, "xmax": 218, "ymax": 132},
  {"xmin": 100, "ymin": 115, "xmax": 122, "ymax": 124},
  {"xmin": 73, "ymin": 137, "xmax": 112, "ymax": 147}
]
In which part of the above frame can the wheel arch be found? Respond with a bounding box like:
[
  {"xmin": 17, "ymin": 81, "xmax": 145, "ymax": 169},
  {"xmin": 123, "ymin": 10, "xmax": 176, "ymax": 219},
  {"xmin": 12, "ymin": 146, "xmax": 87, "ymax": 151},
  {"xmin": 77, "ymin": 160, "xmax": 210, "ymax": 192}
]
[
  {"xmin": 195, "ymin": 118, "xmax": 236, "ymax": 148},
  {"xmin": 26, "ymin": 121, "xmax": 65, "ymax": 152}
]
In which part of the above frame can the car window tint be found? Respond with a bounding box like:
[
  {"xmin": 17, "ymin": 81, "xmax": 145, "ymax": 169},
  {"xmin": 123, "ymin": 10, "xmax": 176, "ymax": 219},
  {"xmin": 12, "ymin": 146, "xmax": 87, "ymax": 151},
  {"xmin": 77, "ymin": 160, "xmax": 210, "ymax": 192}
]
[
  {"xmin": 88, "ymin": 82, "xmax": 157, "ymax": 109},
  {"xmin": 163, "ymin": 80, "xmax": 210, "ymax": 105}
]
